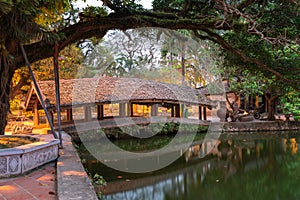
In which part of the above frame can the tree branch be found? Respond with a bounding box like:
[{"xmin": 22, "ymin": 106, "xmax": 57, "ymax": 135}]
[
  {"xmin": 193, "ymin": 29, "xmax": 296, "ymax": 84},
  {"xmin": 15, "ymin": 12, "xmax": 226, "ymax": 68},
  {"xmin": 102, "ymin": 0, "xmax": 121, "ymax": 11}
]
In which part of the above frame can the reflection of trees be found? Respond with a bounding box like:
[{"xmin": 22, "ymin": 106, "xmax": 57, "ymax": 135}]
[
  {"xmin": 216, "ymin": 140, "xmax": 245, "ymax": 180},
  {"xmin": 102, "ymin": 136, "xmax": 300, "ymax": 200}
]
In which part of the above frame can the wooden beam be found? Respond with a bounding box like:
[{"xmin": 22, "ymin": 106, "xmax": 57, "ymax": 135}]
[
  {"xmin": 33, "ymin": 101, "xmax": 39, "ymax": 126},
  {"xmin": 97, "ymin": 104, "xmax": 104, "ymax": 119},
  {"xmin": 128, "ymin": 103, "xmax": 133, "ymax": 117},
  {"xmin": 54, "ymin": 42, "xmax": 62, "ymax": 146},
  {"xmin": 171, "ymin": 105, "xmax": 175, "ymax": 117},
  {"xmin": 203, "ymin": 107, "xmax": 207, "ymax": 120},
  {"xmin": 151, "ymin": 104, "xmax": 158, "ymax": 116},
  {"xmin": 20, "ymin": 44, "xmax": 57, "ymax": 139},
  {"xmin": 174, "ymin": 104, "xmax": 180, "ymax": 118}
]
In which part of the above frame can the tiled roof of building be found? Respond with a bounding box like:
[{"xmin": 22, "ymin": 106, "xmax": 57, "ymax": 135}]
[{"xmin": 24, "ymin": 77, "xmax": 214, "ymax": 111}]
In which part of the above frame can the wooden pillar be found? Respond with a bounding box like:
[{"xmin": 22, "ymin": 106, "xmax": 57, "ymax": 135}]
[
  {"xmin": 203, "ymin": 107, "xmax": 207, "ymax": 120},
  {"xmin": 97, "ymin": 105, "xmax": 104, "ymax": 119},
  {"xmin": 67, "ymin": 109, "xmax": 73, "ymax": 121},
  {"xmin": 180, "ymin": 104, "xmax": 184, "ymax": 118},
  {"xmin": 84, "ymin": 106, "xmax": 92, "ymax": 121},
  {"xmin": 174, "ymin": 104, "xmax": 180, "ymax": 118},
  {"xmin": 127, "ymin": 103, "xmax": 133, "ymax": 117},
  {"xmin": 199, "ymin": 106, "xmax": 202, "ymax": 120},
  {"xmin": 171, "ymin": 105, "xmax": 175, "ymax": 117},
  {"xmin": 151, "ymin": 104, "xmax": 158, "ymax": 116},
  {"xmin": 34, "ymin": 101, "xmax": 39, "ymax": 126},
  {"xmin": 119, "ymin": 103, "xmax": 126, "ymax": 117}
]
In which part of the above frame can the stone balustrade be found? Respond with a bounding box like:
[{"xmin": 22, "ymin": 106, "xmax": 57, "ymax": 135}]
[{"xmin": 0, "ymin": 136, "xmax": 59, "ymax": 178}]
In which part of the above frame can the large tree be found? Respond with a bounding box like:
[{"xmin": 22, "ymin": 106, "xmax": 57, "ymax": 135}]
[{"xmin": 0, "ymin": 0, "xmax": 299, "ymax": 134}]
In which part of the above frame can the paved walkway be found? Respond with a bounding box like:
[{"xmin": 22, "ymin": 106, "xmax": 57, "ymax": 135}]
[
  {"xmin": 57, "ymin": 131, "xmax": 98, "ymax": 200},
  {"xmin": 0, "ymin": 131, "xmax": 98, "ymax": 200},
  {"xmin": 0, "ymin": 162, "xmax": 56, "ymax": 200}
]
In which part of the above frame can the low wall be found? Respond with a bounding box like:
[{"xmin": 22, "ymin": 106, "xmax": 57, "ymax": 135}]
[
  {"xmin": 209, "ymin": 121, "xmax": 300, "ymax": 132},
  {"xmin": 0, "ymin": 136, "xmax": 60, "ymax": 178}
]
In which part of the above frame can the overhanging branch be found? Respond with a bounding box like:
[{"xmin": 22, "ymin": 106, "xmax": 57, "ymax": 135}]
[
  {"xmin": 15, "ymin": 13, "xmax": 225, "ymax": 67},
  {"xmin": 193, "ymin": 29, "xmax": 296, "ymax": 84}
]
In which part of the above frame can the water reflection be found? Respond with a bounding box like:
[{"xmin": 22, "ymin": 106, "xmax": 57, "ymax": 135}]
[{"xmin": 97, "ymin": 134, "xmax": 300, "ymax": 200}]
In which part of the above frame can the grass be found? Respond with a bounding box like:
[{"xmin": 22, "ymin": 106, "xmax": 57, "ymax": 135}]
[{"xmin": 0, "ymin": 136, "xmax": 37, "ymax": 149}]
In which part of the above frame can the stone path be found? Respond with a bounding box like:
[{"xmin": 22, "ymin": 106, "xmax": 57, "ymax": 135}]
[
  {"xmin": 57, "ymin": 132, "xmax": 98, "ymax": 200},
  {"xmin": 0, "ymin": 162, "xmax": 56, "ymax": 200}
]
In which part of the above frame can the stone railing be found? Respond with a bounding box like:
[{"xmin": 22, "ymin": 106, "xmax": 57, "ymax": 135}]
[{"xmin": 0, "ymin": 136, "xmax": 60, "ymax": 178}]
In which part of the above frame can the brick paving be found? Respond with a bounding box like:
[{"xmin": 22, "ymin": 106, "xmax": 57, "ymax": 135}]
[{"xmin": 0, "ymin": 162, "xmax": 57, "ymax": 200}]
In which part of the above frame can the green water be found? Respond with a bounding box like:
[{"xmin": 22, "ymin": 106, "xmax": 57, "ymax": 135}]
[{"xmin": 78, "ymin": 132, "xmax": 300, "ymax": 200}]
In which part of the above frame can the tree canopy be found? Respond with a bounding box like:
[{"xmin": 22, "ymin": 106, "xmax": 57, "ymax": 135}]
[{"xmin": 0, "ymin": 0, "xmax": 299, "ymax": 134}]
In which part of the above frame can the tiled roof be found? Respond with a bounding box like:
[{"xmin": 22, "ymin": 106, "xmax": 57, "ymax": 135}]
[{"xmin": 25, "ymin": 77, "xmax": 213, "ymax": 110}]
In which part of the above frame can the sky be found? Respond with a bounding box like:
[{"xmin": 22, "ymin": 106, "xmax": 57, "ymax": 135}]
[{"xmin": 75, "ymin": 0, "xmax": 152, "ymax": 9}]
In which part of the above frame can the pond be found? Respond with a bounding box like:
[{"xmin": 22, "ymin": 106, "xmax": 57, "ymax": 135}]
[{"xmin": 77, "ymin": 131, "xmax": 300, "ymax": 200}]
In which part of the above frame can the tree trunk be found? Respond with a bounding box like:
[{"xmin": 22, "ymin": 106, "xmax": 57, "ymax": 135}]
[
  {"xmin": 0, "ymin": 54, "xmax": 14, "ymax": 135},
  {"xmin": 226, "ymin": 92, "xmax": 240, "ymax": 122},
  {"xmin": 267, "ymin": 98, "xmax": 274, "ymax": 120},
  {"xmin": 181, "ymin": 50, "xmax": 185, "ymax": 85},
  {"xmin": 264, "ymin": 93, "xmax": 276, "ymax": 120},
  {"xmin": 10, "ymin": 72, "xmax": 30, "ymax": 100}
]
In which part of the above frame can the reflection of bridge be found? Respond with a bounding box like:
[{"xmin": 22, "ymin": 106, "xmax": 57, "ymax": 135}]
[
  {"xmin": 102, "ymin": 137, "xmax": 289, "ymax": 199},
  {"xmin": 100, "ymin": 153, "xmax": 218, "ymax": 195}
]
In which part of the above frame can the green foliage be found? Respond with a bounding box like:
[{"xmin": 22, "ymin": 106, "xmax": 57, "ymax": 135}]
[
  {"xmin": 91, "ymin": 173, "xmax": 106, "ymax": 199},
  {"xmin": 92, "ymin": 173, "xmax": 107, "ymax": 186},
  {"xmin": 32, "ymin": 45, "xmax": 84, "ymax": 80},
  {"xmin": 9, "ymin": 98, "xmax": 21, "ymax": 110},
  {"xmin": 160, "ymin": 122, "xmax": 179, "ymax": 134},
  {"xmin": 0, "ymin": 0, "xmax": 13, "ymax": 17},
  {"xmin": 81, "ymin": 6, "xmax": 108, "ymax": 19},
  {"xmin": 280, "ymin": 88, "xmax": 300, "ymax": 120},
  {"xmin": 111, "ymin": 130, "xmax": 206, "ymax": 152},
  {"xmin": 0, "ymin": 0, "xmax": 71, "ymax": 42},
  {"xmin": 9, "ymin": 44, "xmax": 84, "ymax": 111},
  {"xmin": 103, "ymin": 122, "xmax": 207, "ymax": 137},
  {"xmin": 221, "ymin": 3, "xmax": 300, "ymax": 91}
]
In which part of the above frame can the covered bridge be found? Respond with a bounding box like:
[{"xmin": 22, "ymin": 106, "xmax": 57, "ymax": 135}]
[{"xmin": 23, "ymin": 77, "xmax": 214, "ymax": 126}]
